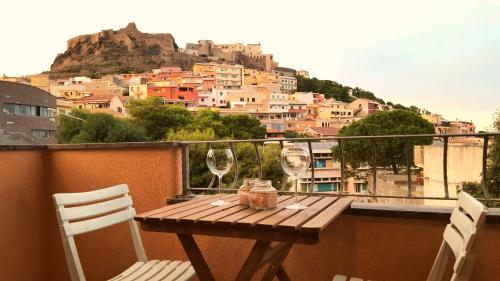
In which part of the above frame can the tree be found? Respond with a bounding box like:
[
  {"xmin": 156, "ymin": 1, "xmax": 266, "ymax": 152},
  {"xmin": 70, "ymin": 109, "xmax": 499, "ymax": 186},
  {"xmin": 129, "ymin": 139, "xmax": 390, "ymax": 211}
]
[
  {"xmin": 126, "ymin": 97, "xmax": 193, "ymax": 140},
  {"xmin": 459, "ymin": 112, "xmax": 500, "ymax": 204},
  {"xmin": 58, "ymin": 109, "xmax": 148, "ymax": 143},
  {"xmin": 187, "ymin": 109, "xmax": 266, "ymax": 140},
  {"xmin": 220, "ymin": 114, "xmax": 266, "ymax": 139},
  {"xmin": 167, "ymin": 128, "xmax": 218, "ymax": 187},
  {"xmin": 333, "ymin": 110, "xmax": 435, "ymax": 174}
]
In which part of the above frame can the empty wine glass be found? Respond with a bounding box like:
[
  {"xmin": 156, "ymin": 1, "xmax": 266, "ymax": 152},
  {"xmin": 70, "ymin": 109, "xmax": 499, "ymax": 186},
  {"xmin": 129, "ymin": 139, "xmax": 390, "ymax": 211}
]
[
  {"xmin": 206, "ymin": 148, "xmax": 234, "ymax": 206},
  {"xmin": 280, "ymin": 146, "xmax": 311, "ymax": 209}
]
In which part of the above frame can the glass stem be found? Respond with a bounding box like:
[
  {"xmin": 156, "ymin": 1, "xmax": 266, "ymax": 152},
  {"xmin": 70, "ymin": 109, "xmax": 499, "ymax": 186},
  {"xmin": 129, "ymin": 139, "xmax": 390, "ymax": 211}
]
[
  {"xmin": 294, "ymin": 177, "xmax": 298, "ymax": 203},
  {"xmin": 218, "ymin": 175, "xmax": 223, "ymax": 201}
]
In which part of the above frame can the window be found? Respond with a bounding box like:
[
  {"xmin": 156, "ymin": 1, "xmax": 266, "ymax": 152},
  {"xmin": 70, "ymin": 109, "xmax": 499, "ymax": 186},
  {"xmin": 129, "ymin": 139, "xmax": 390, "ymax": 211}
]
[
  {"xmin": 314, "ymin": 160, "xmax": 327, "ymax": 168},
  {"xmin": 220, "ymin": 92, "xmax": 223, "ymax": 96},
  {"xmin": 32, "ymin": 129, "xmax": 55, "ymax": 139},
  {"xmin": 201, "ymin": 98, "xmax": 205, "ymax": 102},
  {"xmin": 240, "ymin": 98, "xmax": 244, "ymax": 102},
  {"xmin": 355, "ymin": 183, "xmax": 368, "ymax": 193},
  {"xmin": 3, "ymin": 103, "xmax": 55, "ymax": 118},
  {"xmin": 251, "ymin": 98, "xmax": 255, "ymax": 102}
]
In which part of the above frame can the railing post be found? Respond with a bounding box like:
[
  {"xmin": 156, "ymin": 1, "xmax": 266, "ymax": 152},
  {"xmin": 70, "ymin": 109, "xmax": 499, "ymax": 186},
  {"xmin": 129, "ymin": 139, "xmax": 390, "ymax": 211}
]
[
  {"xmin": 371, "ymin": 140, "xmax": 377, "ymax": 195},
  {"xmin": 482, "ymin": 135, "xmax": 490, "ymax": 198},
  {"xmin": 338, "ymin": 139, "xmax": 345, "ymax": 192},
  {"xmin": 443, "ymin": 136, "xmax": 449, "ymax": 198},
  {"xmin": 181, "ymin": 143, "xmax": 190, "ymax": 195},
  {"xmin": 406, "ymin": 140, "xmax": 412, "ymax": 197},
  {"xmin": 207, "ymin": 143, "xmax": 216, "ymax": 189},
  {"xmin": 307, "ymin": 140, "xmax": 315, "ymax": 192},
  {"xmin": 230, "ymin": 142, "xmax": 239, "ymax": 189},
  {"xmin": 253, "ymin": 142, "xmax": 263, "ymax": 179}
]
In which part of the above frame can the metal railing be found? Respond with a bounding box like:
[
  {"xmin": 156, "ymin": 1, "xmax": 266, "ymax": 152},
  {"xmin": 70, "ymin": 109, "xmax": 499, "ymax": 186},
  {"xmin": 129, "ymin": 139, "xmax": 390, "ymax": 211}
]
[{"xmin": 179, "ymin": 133, "xmax": 500, "ymax": 202}]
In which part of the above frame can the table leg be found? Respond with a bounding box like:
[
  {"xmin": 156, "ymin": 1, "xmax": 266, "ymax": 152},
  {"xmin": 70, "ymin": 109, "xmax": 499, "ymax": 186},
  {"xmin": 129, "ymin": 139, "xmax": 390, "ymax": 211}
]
[
  {"xmin": 177, "ymin": 234, "xmax": 215, "ymax": 281},
  {"xmin": 235, "ymin": 240, "xmax": 272, "ymax": 281},
  {"xmin": 235, "ymin": 241, "xmax": 293, "ymax": 281},
  {"xmin": 261, "ymin": 243, "xmax": 292, "ymax": 281}
]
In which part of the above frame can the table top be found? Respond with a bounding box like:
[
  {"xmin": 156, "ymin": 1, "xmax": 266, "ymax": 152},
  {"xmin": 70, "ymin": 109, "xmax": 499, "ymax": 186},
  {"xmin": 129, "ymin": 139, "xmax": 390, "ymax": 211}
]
[{"xmin": 135, "ymin": 194, "xmax": 352, "ymax": 245}]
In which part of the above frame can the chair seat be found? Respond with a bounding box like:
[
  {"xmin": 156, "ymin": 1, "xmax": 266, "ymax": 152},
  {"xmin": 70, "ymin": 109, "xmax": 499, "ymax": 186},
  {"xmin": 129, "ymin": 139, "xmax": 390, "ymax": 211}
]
[
  {"xmin": 110, "ymin": 260, "xmax": 195, "ymax": 281},
  {"xmin": 333, "ymin": 275, "xmax": 365, "ymax": 281}
]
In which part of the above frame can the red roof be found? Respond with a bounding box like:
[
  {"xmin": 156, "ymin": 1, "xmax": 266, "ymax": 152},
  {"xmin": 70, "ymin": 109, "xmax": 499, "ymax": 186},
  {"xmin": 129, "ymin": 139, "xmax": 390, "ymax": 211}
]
[{"xmin": 72, "ymin": 94, "xmax": 115, "ymax": 103}]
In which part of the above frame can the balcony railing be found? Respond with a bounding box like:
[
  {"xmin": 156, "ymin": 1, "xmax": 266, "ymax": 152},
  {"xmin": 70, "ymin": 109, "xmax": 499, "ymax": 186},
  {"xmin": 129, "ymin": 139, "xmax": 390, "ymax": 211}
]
[{"xmin": 179, "ymin": 133, "xmax": 500, "ymax": 203}]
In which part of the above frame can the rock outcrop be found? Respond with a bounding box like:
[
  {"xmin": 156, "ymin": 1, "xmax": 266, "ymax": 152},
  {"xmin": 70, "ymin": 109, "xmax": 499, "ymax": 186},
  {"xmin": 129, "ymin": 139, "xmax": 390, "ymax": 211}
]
[
  {"xmin": 50, "ymin": 23, "xmax": 192, "ymax": 77},
  {"xmin": 49, "ymin": 23, "xmax": 265, "ymax": 78}
]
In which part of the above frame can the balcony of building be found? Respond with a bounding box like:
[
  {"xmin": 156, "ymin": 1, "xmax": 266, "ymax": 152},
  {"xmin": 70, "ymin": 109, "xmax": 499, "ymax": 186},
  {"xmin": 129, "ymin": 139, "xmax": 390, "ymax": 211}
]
[{"xmin": 1, "ymin": 136, "xmax": 499, "ymax": 281}]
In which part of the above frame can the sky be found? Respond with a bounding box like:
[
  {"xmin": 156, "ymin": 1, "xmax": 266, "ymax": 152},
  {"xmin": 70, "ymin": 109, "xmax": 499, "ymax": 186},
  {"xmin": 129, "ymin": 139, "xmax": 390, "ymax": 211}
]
[{"xmin": 1, "ymin": 0, "xmax": 499, "ymax": 130}]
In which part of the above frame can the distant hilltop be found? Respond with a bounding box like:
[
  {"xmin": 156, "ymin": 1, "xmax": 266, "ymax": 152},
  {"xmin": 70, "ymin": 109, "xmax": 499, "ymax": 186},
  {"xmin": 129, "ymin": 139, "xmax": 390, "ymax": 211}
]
[{"xmin": 49, "ymin": 23, "xmax": 276, "ymax": 79}]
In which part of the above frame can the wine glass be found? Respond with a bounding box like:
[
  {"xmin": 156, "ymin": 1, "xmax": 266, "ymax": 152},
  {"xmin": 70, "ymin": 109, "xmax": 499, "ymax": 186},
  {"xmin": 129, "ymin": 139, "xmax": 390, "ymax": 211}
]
[
  {"xmin": 206, "ymin": 148, "xmax": 234, "ymax": 206},
  {"xmin": 280, "ymin": 146, "xmax": 311, "ymax": 209}
]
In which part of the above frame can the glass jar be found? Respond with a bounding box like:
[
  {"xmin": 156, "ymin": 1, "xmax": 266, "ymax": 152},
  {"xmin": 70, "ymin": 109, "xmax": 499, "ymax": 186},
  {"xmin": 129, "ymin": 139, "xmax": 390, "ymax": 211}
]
[
  {"xmin": 238, "ymin": 178, "xmax": 256, "ymax": 205},
  {"xmin": 249, "ymin": 180, "xmax": 277, "ymax": 210}
]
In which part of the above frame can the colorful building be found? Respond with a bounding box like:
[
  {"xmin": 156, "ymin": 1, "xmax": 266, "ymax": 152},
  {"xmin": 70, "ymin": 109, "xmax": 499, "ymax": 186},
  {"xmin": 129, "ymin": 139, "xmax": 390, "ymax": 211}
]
[{"xmin": 193, "ymin": 63, "xmax": 244, "ymax": 89}]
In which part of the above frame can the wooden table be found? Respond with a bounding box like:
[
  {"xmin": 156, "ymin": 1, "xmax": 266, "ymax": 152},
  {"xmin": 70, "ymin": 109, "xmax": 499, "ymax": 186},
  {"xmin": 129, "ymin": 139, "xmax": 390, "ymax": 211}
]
[{"xmin": 135, "ymin": 194, "xmax": 352, "ymax": 281}]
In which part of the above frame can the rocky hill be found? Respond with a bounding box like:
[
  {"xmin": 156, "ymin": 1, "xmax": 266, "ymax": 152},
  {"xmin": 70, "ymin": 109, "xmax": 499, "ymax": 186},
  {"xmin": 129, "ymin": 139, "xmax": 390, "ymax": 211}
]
[
  {"xmin": 49, "ymin": 23, "xmax": 270, "ymax": 79},
  {"xmin": 49, "ymin": 23, "xmax": 214, "ymax": 78}
]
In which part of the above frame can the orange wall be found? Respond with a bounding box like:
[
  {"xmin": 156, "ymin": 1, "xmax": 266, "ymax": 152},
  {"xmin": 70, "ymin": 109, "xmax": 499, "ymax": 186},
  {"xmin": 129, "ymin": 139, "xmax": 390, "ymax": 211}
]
[
  {"xmin": 45, "ymin": 147, "xmax": 183, "ymax": 281},
  {"xmin": 1, "ymin": 146, "xmax": 499, "ymax": 281},
  {"xmin": 0, "ymin": 150, "xmax": 49, "ymax": 281}
]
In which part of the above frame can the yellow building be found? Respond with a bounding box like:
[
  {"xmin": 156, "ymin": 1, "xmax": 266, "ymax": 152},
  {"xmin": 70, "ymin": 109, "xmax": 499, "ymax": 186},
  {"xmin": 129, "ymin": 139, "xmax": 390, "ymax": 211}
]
[
  {"xmin": 28, "ymin": 74, "xmax": 50, "ymax": 92},
  {"xmin": 215, "ymin": 43, "xmax": 262, "ymax": 57},
  {"xmin": 193, "ymin": 63, "xmax": 243, "ymax": 89},
  {"xmin": 414, "ymin": 140, "xmax": 484, "ymax": 206},
  {"xmin": 297, "ymin": 70, "xmax": 310, "ymax": 78},
  {"xmin": 316, "ymin": 101, "xmax": 353, "ymax": 119},
  {"xmin": 243, "ymin": 69, "xmax": 279, "ymax": 85},
  {"xmin": 225, "ymin": 85, "xmax": 270, "ymax": 111}
]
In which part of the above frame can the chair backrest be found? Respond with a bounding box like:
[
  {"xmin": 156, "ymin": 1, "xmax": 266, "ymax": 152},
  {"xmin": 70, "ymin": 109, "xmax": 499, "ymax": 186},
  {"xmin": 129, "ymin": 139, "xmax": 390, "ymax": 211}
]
[
  {"xmin": 427, "ymin": 192, "xmax": 488, "ymax": 281},
  {"xmin": 53, "ymin": 184, "xmax": 147, "ymax": 281}
]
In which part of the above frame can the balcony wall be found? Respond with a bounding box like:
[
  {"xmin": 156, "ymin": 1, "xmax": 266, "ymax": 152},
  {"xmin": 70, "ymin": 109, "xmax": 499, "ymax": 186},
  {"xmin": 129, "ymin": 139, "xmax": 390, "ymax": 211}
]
[{"xmin": 0, "ymin": 143, "xmax": 499, "ymax": 281}]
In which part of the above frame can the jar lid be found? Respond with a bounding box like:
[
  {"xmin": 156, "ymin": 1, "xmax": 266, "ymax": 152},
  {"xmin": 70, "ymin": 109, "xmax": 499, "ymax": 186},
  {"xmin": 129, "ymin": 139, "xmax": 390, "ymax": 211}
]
[{"xmin": 250, "ymin": 180, "xmax": 276, "ymax": 192}]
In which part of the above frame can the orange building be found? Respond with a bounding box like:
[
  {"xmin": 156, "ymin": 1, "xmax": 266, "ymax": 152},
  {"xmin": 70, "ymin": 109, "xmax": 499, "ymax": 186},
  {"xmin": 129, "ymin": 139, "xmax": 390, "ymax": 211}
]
[{"xmin": 147, "ymin": 81, "xmax": 198, "ymax": 107}]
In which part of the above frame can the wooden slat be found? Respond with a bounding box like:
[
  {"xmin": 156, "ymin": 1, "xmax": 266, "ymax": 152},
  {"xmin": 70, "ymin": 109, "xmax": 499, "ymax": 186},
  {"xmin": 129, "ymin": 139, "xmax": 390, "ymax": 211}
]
[
  {"xmin": 131, "ymin": 260, "xmax": 170, "ymax": 281},
  {"xmin": 109, "ymin": 262, "xmax": 143, "ymax": 281},
  {"xmin": 162, "ymin": 261, "xmax": 193, "ymax": 281},
  {"xmin": 147, "ymin": 261, "xmax": 182, "ymax": 281},
  {"xmin": 450, "ymin": 209, "xmax": 474, "ymax": 242},
  {"xmin": 235, "ymin": 196, "xmax": 301, "ymax": 226},
  {"xmin": 115, "ymin": 260, "xmax": 160, "ymax": 281},
  {"xmin": 59, "ymin": 195, "xmax": 132, "ymax": 221},
  {"xmin": 53, "ymin": 184, "xmax": 129, "ymax": 206},
  {"xmin": 215, "ymin": 196, "xmax": 293, "ymax": 225},
  {"xmin": 300, "ymin": 197, "xmax": 352, "ymax": 232},
  {"xmin": 256, "ymin": 196, "xmax": 323, "ymax": 228},
  {"xmin": 457, "ymin": 192, "xmax": 486, "ymax": 224},
  {"xmin": 146, "ymin": 195, "xmax": 237, "ymax": 220},
  {"xmin": 135, "ymin": 195, "xmax": 218, "ymax": 220},
  {"xmin": 196, "ymin": 204, "xmax": 250, "ymax": 224},
  {"xmin": 443, "ymin": 225, "xmax": 464, "ymax": 258},
  {"xmin": 277, "ymin": 197, "xmax": 338, "ymax": 230},
  {"xmin": 164, "ymin": 196, "xmax": 240, "ymax": 222},
  {"xmin": 181, "ymin": 200, "xmax": 246, "ymax": 222},
  {"xmin": 66, "ymin": 208, "xmax": 135, "ymax": 236},
  {"xmin": 172, "ymin": 265, "xmax": 196, "ymax": 281}
]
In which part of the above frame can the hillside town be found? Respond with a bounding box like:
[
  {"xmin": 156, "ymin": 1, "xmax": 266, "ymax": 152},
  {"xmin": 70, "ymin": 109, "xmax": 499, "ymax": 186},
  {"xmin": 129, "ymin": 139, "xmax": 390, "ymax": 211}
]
[{"xmin": 0, "ymin": 40, "xmax": 476, "ymax": 141}]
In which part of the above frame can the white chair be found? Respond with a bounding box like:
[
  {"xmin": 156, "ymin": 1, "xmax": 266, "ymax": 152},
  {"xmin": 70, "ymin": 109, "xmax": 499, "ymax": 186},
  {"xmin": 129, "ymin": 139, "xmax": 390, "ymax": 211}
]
[
  {"xmin": 333, "ymin": 192, "xmax": 487, "ymax": 281},
  {"xmin": 53, "ymin": 184, "xmax": 196, "ymax": 281}
]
